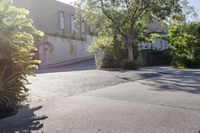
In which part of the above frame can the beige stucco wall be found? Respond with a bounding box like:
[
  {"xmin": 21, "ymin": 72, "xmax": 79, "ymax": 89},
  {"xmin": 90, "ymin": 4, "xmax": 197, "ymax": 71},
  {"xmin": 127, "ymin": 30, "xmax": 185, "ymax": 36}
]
[
  {"xmin": 13, "ymin": 0, "xmax": 89, "ymax": 35},
  {"xmin": 39, "ymin": 35, "xmax": 93, "ymax": 68},
  {"xmin": 13, "ymin": 0, "xmax": 94, "ymax": 67}
]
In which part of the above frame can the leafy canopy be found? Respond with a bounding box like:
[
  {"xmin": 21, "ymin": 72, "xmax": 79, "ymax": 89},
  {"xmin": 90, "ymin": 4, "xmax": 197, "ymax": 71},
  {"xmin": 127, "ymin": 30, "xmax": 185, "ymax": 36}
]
[
  {"xmin": 76, "ymin": 0, "xmax": 186, "ymax": 37},
  {"xmin": 75, "ymin": 0, "xmax": 191, "ymax": 61}
]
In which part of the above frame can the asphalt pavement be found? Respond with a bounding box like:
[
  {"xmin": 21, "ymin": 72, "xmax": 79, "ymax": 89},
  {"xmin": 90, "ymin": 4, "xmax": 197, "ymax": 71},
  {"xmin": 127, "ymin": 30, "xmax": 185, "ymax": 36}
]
[
  {"xmin": 0, "ymin": 60, "xmax": 200, "ymax": 133},
  {"xmin": 27, "ymin": 59, "xmax": 160, "ymax": 101}
]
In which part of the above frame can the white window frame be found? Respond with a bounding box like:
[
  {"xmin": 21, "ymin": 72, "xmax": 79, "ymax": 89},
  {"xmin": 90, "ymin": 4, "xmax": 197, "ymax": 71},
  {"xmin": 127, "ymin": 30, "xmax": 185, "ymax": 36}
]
[
  {"xmin": 59, "ymin": 11, "xmax": 65, "ymax": 32},
  {"xmin": 71, "ymin": 15, "xmax": 75, "ymax": 34}
]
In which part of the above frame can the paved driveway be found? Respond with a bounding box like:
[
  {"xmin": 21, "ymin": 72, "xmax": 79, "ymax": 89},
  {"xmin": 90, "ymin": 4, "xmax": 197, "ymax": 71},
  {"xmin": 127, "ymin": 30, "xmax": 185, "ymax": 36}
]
[
  {"xmin": 0, "ymin": 60, "xmax": 200, "ymax": 133},
  {"xmin": 27, "ymin": 59, "xmax": 159, "ymax": 101}
]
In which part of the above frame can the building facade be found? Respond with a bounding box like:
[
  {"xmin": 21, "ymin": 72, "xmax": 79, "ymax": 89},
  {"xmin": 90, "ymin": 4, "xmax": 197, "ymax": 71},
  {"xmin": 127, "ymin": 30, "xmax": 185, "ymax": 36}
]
[
  {"xmin": 13, "ymin": 0, "xmax": 94, "ymax": 68},
  {"xmin": 13, "ymin": 0, "xmax": 93, "ymax": 36}
]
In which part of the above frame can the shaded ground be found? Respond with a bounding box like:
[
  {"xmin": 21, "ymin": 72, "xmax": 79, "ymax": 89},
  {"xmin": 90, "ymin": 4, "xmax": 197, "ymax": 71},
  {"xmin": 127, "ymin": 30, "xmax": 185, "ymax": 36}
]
[
  {"xmin": 0, "ymin": 105, "xmax": 47, "ymax": 133},
  {"xmin": 28, "ymin": 59, "xmax": 160, "ymax": 101}
]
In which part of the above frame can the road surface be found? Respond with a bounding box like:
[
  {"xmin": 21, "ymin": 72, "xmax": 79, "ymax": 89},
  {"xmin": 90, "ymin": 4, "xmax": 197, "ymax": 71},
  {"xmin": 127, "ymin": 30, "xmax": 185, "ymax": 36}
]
[{"xmin": 0, "ymin": 60, "xmax": 199, "ymax": 133}]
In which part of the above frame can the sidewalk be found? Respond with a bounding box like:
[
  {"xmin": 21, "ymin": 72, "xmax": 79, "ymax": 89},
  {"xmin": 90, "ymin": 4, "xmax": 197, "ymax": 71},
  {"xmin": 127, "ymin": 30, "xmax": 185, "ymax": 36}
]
[{"xmin": 0, "ymin": 69, "xmax": 199, "ymax": 133}]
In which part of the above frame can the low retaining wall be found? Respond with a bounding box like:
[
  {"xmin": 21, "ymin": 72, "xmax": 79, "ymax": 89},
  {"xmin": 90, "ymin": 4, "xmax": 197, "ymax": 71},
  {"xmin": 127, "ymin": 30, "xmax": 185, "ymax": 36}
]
[
  {"xmin": 38, "ymin": 35, "xmax": 94, "ymax": 68},
  {"xmin": 138, "ymin": 50, "xmax": 171, "ymax": 66}
]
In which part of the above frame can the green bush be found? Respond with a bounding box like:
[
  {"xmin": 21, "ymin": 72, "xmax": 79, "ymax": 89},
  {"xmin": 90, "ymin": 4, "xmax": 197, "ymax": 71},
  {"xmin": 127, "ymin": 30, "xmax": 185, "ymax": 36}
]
[
  {"xmin": 0, "ymin": 0, "xmax": 43, "ymax": 113},
  {"xmin": 122, "ymin": 60, "xmax": 139, "ymax": 70},
  {"xmin": 95, "ymin": 51, "xmax": 124, "ymax": 69},
  {"xmin": 90, "ymin": 36, "xmax": 127, "ymax": 69},
  {"xmin": 89, "ymin": 36, "xmax": 113, "ymax": 54},
  {"xmin": 169, "ymin": 22, "xmax": 200, "ymax": 68}
]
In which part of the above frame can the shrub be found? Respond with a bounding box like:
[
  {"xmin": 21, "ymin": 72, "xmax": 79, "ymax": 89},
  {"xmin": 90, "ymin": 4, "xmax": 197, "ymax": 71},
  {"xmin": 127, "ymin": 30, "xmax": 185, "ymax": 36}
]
[
  {"xmin": 0, "ymin": 1, "xmax": 43, "ymax": 113},
  {"xmin": 122, "ymin": 60, "xmax": 139, "ymax": 70},
  {"xmin": 95, "ymin": 51, "xmax": 123, "ymax": 69},
  {"xmin": 89, "ymin": 36, "xmax": 113, "ymax": 54},
  {"xmin": 169, "ymin": 22, "xmax": 200, "ymax": 68},
  {"xmin": 90, "ymin": 36, "xmax": 127, "ymax": 69}
]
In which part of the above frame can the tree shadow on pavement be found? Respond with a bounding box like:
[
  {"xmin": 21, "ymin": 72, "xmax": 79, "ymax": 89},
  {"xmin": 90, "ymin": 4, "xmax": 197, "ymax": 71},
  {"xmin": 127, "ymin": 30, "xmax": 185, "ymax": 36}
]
[
  {"xmin": 117, "ymin": 73, "xmax": 161, "ymax": 82},
  {"xmin": 141, "ymin": 70, "xmax": 200, "ymax": 94},
  {"xmin": 0, "ymin": 105, "xmax": 47, "ymax": 133}
]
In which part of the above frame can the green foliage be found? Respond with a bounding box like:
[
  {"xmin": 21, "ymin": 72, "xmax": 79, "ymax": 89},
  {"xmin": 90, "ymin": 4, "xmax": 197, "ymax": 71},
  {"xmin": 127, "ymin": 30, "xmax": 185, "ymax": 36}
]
[
  {"xmin": 75, "ymin": 0, "xmax": 190, "ymax": 62},
  {"xmin": 169, "ymin": 22, "xmax": 200, "ymax": 68},
  {"xmin": 89, "ymin": 36, "xmax": 113, "ymax": 54},
  {"xmin": 0, "ymin": 0, "xmax": 43, "ymax": 112},
  {"xmin": 91, "ymin": 36, "xmax": 127, "ymax": 69}
]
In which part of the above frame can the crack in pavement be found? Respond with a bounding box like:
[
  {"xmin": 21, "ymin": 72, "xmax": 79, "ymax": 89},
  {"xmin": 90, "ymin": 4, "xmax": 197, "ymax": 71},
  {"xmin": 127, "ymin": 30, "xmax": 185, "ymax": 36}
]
[
  {"xmin": 160, "ymin": 104, "xmax": 200, "ymax": 112},
  {"xmin": 86, "ymin": 95, "xmax": 200, "ymax": 112}
]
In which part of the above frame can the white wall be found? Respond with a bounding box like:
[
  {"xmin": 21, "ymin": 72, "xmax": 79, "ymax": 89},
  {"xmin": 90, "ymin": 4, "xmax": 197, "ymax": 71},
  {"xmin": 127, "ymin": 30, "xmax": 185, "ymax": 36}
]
[{"xmin": 39, "ymin": 35, "xmax": 93, "ymax": 68}]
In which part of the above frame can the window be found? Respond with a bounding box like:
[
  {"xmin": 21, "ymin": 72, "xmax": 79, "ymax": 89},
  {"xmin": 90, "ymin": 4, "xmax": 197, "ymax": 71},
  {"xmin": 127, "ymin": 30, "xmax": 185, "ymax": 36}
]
[
  {"xmin": 59, "ymin": 11, "xmax": 65, "ymax": 33},
  {"xmin": 70, "ymin": 15, "xmax": 75, "ymax": 34}
]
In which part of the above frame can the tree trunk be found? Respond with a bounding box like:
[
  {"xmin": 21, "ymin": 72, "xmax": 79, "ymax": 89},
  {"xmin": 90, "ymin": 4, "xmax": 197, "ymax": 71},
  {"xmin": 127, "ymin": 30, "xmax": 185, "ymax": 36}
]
[
  {"xmin": 124, "ymin": 37, "xmax": 134, "ymax": 61},
  {"xmin": 127, "ymin": 44, "xmax": 133, "ymax": 61}
]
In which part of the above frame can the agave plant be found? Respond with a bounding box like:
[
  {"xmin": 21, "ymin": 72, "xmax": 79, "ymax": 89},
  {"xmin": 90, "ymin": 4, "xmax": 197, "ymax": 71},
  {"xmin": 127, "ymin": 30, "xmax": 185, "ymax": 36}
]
[
  {"xmin": 0, "ymin": 63, "xmax": 27, "ymax": 111},
  {"xmin": 0, "ymin": 0, "xmax": 43, "ymax": 113}
]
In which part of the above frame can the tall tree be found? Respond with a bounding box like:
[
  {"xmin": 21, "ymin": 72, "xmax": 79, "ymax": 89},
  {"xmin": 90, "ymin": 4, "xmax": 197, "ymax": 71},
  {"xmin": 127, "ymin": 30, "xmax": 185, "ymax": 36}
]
[{"xmin": 75, "ymin": 0, "xmax": 190, "ymax": 61}]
